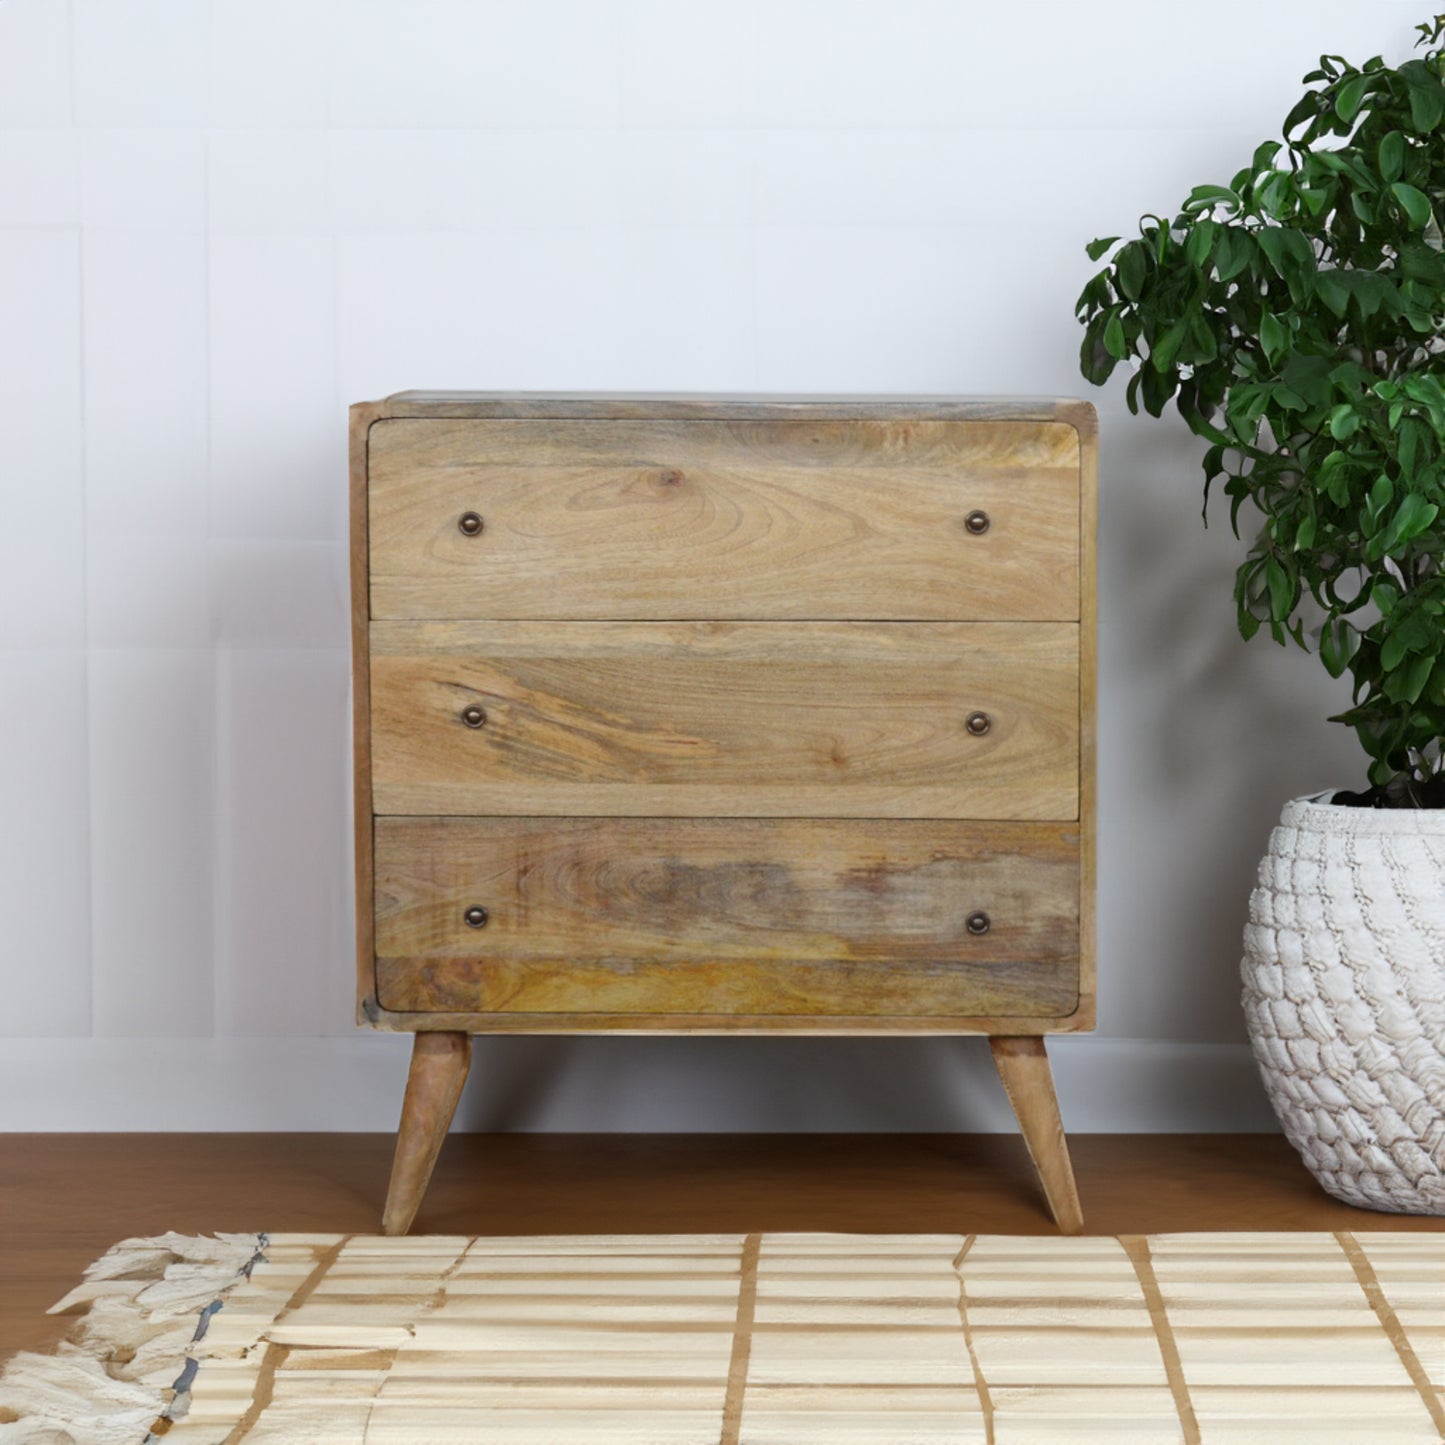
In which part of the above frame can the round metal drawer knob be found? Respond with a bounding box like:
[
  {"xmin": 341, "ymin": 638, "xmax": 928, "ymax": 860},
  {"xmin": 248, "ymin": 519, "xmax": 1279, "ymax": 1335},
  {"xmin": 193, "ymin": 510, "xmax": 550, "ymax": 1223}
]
[
  {"xmin": 965, "ymin": 710, "xmax": 992, "ymax": 736},
  {"xmin": 464, "ymin": 905, "xmax": 489, "ymax": 929},
  {"xmin": 460, "ymin": 704, "xmax": 487, "ymax": 728},
  {"xmin": 964, "ymin": 509, "xmax": 991, "ymax": 535},
  {"xmin": 458, "ymin": 511, "xmax": 484, "ymax": 536},
  {"xmin": 966, "ymin": 910, "xmax": 991, "ymax": 936}
]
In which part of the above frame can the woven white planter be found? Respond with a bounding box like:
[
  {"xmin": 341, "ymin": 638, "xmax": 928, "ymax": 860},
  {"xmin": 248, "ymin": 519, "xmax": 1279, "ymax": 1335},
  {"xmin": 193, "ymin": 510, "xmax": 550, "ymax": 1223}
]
[{"xmin": 1242, "ymin": 793, "xmax": 1445, "ymax": 1213}]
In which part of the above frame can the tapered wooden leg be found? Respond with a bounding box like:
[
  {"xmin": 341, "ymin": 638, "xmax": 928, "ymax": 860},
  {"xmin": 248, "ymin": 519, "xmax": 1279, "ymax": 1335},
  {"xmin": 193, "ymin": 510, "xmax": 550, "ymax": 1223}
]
[
  {"xmin": 989, "ymin": 1035, "xmax": 1084, "ymax": 1235},
  {"xmin": 383, "ymin": 1031, "xmax": 472, "ymax": 1236}
]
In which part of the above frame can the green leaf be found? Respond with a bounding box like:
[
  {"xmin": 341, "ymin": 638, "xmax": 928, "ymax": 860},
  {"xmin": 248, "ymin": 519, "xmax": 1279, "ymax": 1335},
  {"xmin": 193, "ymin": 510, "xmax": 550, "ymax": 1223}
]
[
  {"xmin": 1255, "ymin": 171, "xmax": 1290, "ymax": 217},
  {"xmin": 1395, "ymin": 652, "xmax": 1435, "ymax": 705},
  {"xmin": 1266, "ymin": 556, "xmax": 1294, "ymax": 622},
  {"xmin": 1188, "ymin": 311, "xmax": 1218, "ymax": 364},
  {"xmin": 1282, "ymin": 352, "xmax": 1333, "ymax": 407},
  {"xmin": 1214, "ymin": 228, "xmax": 1253, "ymax": 282},
  {"xmin": 1252, "ymin": 140, "xmax": 1284, "ymax": 172},
  {"xmin": 1402, "ymin": 374, "xmax": 1445, "ymax": 406},
  {"xmin": 1200, "ymin": 445, "xmax": 1227, "ymax": 520},
  {"xmin": 1103, "ymin": 311, "xmax": 1127, "ymax": 359},
  {"xmin": 1284, "ymin": 91, "xmax": 1321, "ymax": 135},
  {"xmin": 1075, "ymin": 272, "xmax": 1107, "ymax": 318},
  {"xmin": 1316, "ymin": 269, "xmax": 1351, "ymax": 317},
  {"xmin": 1140, "ymin": 359, "xmax": 1173, "ymax": 417},
  {"xmin": 1151, "ymin": 318, "xmax": 1188, "ymax": 373},
  {"xmin": 1259, "ymin": 312, "xmax": 1288, "ymax": 367},
  {"xmin": 1381, "ymin": 630, "xmax": 1409, "ymax": 671},
  {"xmin": 1378, "ymin": 130, "xmax": 1405, "ymax": 182},
  {"xmin": 1320, "ymin": 617, "xmax": 1359, "ymax": 678},
  {"xmin": 1255, "ymin": 227, "xmax": 1296, "ymax": 280},
  {"xmin": 1079, "ymin": 327, "xmax": 1118, "ymax": 386},
  {"xmin": 1401, "ymin": 58, "xmax": 1445, "ymax": 130},
  {"xmin": 1334, "ymin": 73, "xmax": 1371, "ymax": 123},
  {"xmin": 1117, "ymin": 242, "xmax": 1147, "ymax": 302},
  {"xmin": 1369, "ymin": 473, "xmax": 1395, "ymax": 521},
  {"xmin": 1319, "ymin": 449, "xmax": 1353, "ymax": 506},
  {"xmin": 1184, "ymin": 218, "xmax": 1216, "ymax": 267},
  {"xmin": 1399, "ymin": 418, "xmax": 1421, "ymax": 478},
  {"xmin": 1125, "ymin": 369, "xmax": 1142, "ymax": 415},
  {"xmin": 1085, "ymin": 236, "xmax": 1119, "ymax": 262},
  {"xmin": 1390, "ymin": 182, "xmax": 1433, "ymax": 229},
  {"xmin": 1351, "ymin": 272, "xmax": 1394, "ymax": 320},
  {"xmin": 1313, "ymin": 149, "xmax": 1377, "ymax": 189},
  {"xmin": 1328, "ymin": 403, "xmax": 1360, "ymax": 440},
  {"xmin": 1079, "ymin": 320, "xmax": 1119, "ymax": 386},
  {"xmin": 1381, "ymin": 493, "xmax": 1440, "ymax": 553},
  {"xmin": 1227, "ymin": 383, "xmax": 1269, "ymax": 445},
  {"xmin": 1183, "ymin": 184, "xmax": 1240, "ymax": 214}
]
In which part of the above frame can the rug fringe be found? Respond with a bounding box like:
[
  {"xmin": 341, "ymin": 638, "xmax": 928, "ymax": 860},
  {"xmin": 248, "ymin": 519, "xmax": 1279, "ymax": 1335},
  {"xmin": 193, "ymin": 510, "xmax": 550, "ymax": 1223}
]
[{"xmin": 0, "ymin": 1232, "xmax": 264, "ymax": 1445}]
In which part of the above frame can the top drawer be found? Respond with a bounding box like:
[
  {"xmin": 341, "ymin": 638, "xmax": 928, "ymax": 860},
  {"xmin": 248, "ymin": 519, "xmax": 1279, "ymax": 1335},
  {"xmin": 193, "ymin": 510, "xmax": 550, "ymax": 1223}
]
[{"xmin": 366, "ymin": 418, "xmax": 1081, "ymax": 622}]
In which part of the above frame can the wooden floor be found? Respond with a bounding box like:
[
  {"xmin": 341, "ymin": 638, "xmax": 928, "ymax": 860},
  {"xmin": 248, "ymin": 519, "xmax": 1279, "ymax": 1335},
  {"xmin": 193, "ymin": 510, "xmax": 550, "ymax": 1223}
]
[{"xmin": 2, "ymin": 1132, "xmax": 1440, "ymax": 1362}]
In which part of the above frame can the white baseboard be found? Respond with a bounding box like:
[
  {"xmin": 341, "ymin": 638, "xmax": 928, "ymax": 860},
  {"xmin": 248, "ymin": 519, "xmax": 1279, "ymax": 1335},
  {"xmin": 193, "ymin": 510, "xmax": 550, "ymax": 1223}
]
[{"xmin": 0, "ymin": 1034, "xmax": 1278, "ymax": 1132}]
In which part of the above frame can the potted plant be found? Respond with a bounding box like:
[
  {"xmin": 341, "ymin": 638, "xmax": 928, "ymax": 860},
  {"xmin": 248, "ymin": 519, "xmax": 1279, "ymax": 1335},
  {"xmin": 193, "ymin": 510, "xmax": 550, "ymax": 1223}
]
[{"xmin": 1077, "ymin": 17, "xmax": 1445, "ymax": 1213}]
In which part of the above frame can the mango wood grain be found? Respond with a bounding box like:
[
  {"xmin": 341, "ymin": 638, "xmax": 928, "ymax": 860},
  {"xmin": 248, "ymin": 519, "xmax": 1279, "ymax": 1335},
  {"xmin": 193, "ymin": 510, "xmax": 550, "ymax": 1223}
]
[
  {"xmin": 377, "ymin": 393, "xmax": 1098, "ymax": 425},
  {"xmin": 373, "ymin": 817, "xmax": 1079, "ymax": 1019},
  {"xmin": 1075, "ymin": 404, "xmax": 1099, "ymax": 1033},
  {"xmin": 368, "ymin": 418, "xmax": 1080, "ymax": 622},
  {"xmin": 382, "ymin": 1032, "xmax": 472, "ymax": 1236},
  {"xmin": 349, "ymin": 393, "xmax": 1098, "ymax": 1232},
  {"xmin": 359, "ymin": 1007, "xmax": 1093, "ymax": 1036},
  {"xmin": 377, "ymin": 958, "xmax": 1081, "ymax": 1020},
  {"xmin": 990, "ymin": 1036, "xmax": 1084, "ymax": 1234},
  {"xmin": 349, "ymin": 401, "xmax": 387, "ymax": 1025},
  {"xmin": 375, "ymin": 817, "xmax": 1078, "ymax": 964},
  {"xmin": 369, "ymin": 621, "xmax": 1079, "ymax": 820}
]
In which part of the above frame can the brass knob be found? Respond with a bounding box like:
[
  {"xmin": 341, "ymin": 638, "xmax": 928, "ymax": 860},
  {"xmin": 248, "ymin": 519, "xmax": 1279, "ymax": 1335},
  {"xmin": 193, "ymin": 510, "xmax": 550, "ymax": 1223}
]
[
  {"xmin": 966, "ymin": 910, "xmax": 991, "ymax": 935},
  {"xmin": 965, "ymin": 711, "xmax": 992, "ymax": 736},
  {"xmin": 464, "ymin": 905, "xmax": 489, "ymax": 929},
  {"xmin": 460, "ymin": 704, "xmax": 487, "ymax": 728},
  {"xmin": 458, "ymin": 511, "xmax": 484, "ymax": 536},
  {"xmin": 964, "ymin": 509, "xmax": 991, "ymax": 535}
]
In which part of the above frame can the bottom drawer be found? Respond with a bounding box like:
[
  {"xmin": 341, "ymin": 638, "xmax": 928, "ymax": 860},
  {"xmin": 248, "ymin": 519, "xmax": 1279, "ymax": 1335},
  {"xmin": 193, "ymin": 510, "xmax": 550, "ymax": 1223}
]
[{"xmin": 374, "ymin": 818, "xmax": 1079, "ymax": 1020}]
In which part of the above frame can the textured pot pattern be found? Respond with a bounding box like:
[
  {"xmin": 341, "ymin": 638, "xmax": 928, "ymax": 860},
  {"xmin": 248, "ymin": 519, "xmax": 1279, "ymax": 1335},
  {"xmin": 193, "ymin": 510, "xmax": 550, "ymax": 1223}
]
[{"xmin": 1242, "ymin": 795, "xmax": 1445, "ymax": 1213}]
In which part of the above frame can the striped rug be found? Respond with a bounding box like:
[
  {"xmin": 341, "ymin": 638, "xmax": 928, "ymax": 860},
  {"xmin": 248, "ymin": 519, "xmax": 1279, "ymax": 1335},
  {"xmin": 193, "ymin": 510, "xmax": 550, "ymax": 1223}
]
[{"xmin": 1, "ymin": 1231, "xmax": 1442, "ymax": 1443}]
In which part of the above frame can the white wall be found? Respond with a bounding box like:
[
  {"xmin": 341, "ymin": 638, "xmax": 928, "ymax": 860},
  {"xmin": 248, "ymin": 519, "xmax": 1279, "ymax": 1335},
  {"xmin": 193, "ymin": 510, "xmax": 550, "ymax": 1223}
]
[{"xmin": 0, "ymin": 0, "xmax": 1415, "ymax": 1131}]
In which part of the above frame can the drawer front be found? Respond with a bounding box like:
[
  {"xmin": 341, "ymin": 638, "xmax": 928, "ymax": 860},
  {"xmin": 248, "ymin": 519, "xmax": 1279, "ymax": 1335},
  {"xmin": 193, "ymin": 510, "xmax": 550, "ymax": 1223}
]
[
  {"xmin": 374, "ymin": 817, "xmax": 1080, "ymax": 1018},
  {"xmin": 369, "ymin": 621, "xmax": 1079, "ymax": 820},
  {"xmin": 367, "ymin": 418, "xmax": 1080, "ymax": 622}
]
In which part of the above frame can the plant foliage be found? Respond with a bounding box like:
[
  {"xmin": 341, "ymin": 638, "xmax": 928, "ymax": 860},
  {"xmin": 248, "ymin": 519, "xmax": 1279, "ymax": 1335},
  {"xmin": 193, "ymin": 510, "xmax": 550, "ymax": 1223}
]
[{"xmin": 1078, "ymin": 17, "xmax": 1445, "ymax": 802}]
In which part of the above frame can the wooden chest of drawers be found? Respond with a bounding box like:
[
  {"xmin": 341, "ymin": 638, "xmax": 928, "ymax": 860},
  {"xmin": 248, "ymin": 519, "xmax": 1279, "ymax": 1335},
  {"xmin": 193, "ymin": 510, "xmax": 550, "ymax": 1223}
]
[{"xmin": 350, "ymin": 392, "xmax": 1097, "ymax": 1233}]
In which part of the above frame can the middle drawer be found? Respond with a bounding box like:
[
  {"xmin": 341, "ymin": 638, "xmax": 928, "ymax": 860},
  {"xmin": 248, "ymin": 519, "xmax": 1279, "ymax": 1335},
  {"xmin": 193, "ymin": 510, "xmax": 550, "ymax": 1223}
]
[{"xmin": 370, "ymin": 621, "xmax": 1079, "ymax": 819}]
